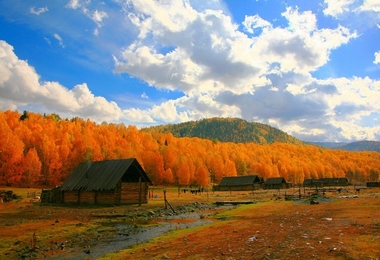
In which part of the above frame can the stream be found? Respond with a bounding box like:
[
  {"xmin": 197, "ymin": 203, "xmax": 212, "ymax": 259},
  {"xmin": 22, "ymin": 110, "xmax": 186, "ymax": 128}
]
[{"xmin": 46, "ymin": 211, "xmax": 216, "ymax": 259}]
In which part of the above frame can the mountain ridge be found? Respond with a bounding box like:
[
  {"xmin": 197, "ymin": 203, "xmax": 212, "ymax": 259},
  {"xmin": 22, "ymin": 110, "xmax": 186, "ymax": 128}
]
[
  {"xmin": 144, "ymin": 117, "xmax": 303, "ymax": 145},
  {"xmin": 311, "ymin": 140, "xmax": 380, "ymax": 152},
  {"xmin": 145, "ymin": 118, "xmax": 380, "ymax": 152}
]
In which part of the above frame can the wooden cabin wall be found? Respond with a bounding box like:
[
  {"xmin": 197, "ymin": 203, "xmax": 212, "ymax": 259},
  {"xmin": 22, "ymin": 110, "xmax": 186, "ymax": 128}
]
[
  {"xmin": 41, "ymin": 189, "xmax": 53, "ymax": 203},
  {"xmin": 213, "ymin": 185, "xmax": 260, "ymax": 191},
  {"xmin": 79, "ymin": 191, "xmax": 96, "ymax": 204},
  {"xmin": 120, "ymin": 182, "xmax": 148, "ymax": 204},
  {"xmin": 96, "ymin": 190, "xmax": 118, "ymax": 205},
  {"xmin": 63, "ymin": 191, "xmax": 79, "ymax": 203}
]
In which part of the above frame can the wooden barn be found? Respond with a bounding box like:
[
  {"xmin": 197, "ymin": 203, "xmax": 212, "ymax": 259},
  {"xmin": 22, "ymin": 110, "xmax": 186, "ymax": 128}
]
[
  {"xmin": 303, "ymin": 178, "xmax": 349, "ymax": 188},
  {"xmin": 320, "ymin": 177, "xmax": 349, "ymax": 187},
  {"xmin": 60, "ymin": 158, "xmax": 151, "ymax": 205},
  {"xmin": 303, "ymin": 179, "xmax": 323, "ymax": 188},
  {"xmin": 213, "ymin": 175, "xmax": 263, "ymax": 191},
  {"xmin": 264, "ymin": 177, "xmax": 290, "ymax": 190}
]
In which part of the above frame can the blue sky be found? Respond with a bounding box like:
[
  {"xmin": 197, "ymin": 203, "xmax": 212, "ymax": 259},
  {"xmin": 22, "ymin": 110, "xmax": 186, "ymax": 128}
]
[{"xmin": 0, "ymin": 0, "xmax": 379, "ymax": 142}]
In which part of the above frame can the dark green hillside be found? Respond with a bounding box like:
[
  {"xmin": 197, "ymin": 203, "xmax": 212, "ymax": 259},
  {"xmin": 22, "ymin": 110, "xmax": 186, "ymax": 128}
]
[{"xmin": 145, "ymin": 117, "xmax": 303, "ymax": 144}]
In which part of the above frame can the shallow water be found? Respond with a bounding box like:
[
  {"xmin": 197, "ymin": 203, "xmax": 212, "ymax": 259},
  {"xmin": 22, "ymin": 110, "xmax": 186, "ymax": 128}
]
[{"xmin": 46, "ymin": 212, "xmax": 214, "ymax": 259}]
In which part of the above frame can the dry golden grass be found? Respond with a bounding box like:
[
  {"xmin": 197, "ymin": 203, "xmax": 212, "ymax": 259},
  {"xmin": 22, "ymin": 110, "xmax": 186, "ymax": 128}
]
[
  {"xmin": 1, "ymin": 186, "xmax": 380, "ymax": 259},
  {"xmin": 102, "ymin": 188, "xmax": 380, "ymax": 260}
]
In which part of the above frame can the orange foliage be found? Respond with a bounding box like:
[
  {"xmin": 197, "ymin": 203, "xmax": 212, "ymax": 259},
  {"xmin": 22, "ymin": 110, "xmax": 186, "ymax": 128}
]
[{"xmin": 0, "ymin": 110, "xmax": 380, "ymax": 187}]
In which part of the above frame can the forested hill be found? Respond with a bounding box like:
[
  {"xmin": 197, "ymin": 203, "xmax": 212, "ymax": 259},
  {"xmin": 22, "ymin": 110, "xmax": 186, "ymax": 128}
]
[{"xmin": 145, "ymin": 118, "xmax": 303, "ymax": 145}]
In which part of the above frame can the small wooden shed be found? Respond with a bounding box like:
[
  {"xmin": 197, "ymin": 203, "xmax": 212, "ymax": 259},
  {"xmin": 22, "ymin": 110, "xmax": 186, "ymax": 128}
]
[
  {"xmin": 60, "ymin": 158, "xmax": 151, "ymax": 205},
  {"xmin": 264, "ymin": 177, "xmax": 290, "ymax": 190},
  {"xmin": 213, "ymin": 175, "xmax": 263, "ymax": 191}
]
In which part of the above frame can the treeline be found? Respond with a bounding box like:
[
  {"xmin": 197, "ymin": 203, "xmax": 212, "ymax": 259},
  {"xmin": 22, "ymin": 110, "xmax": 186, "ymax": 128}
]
[
  {"xmin": 145, "ymin": 117, "xmax": 303, "ymax": 144},
  {"xmin": 1, "ymin": 110, "xmax": 380, "ymax": 188}
]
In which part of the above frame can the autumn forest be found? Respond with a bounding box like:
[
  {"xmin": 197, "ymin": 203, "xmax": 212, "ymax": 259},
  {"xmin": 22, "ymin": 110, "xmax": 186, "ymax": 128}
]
[{"xmin": 1, "ymin": 110, "xmax": 380, "ymax": 188}]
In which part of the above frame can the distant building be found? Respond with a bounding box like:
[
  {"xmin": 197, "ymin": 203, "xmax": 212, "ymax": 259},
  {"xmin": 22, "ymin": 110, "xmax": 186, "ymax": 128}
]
[
  {"xmin": 303, "ymin": 179, "xmax": 324, "ymax": 188},
  {"xmin": 59, "ymin": 158, "xmax": 151, "ymax": 205},
  {"xmin": 303, "ymin": 177, "xmax": 349, "ymax": 188},
  {"xmin": 213, "ymin": 175, "xmax": 263, "ymax": 191},
  {"xmin": 367, "ymin": 182, "xmax": 380, "ymax": 188},
  {"xmin": 264, "ymin": 177, "xmax": 291, "ymax": 190},
  {"xmin": 320, "ymin": 178, "xmax": 349, "ymax": 187}
]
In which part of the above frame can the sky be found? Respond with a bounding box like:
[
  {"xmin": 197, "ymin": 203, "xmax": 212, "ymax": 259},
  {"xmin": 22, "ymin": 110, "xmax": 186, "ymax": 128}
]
[{"xmin": 0, "ymin": 0, "xmax": 379, "ymax": 142}]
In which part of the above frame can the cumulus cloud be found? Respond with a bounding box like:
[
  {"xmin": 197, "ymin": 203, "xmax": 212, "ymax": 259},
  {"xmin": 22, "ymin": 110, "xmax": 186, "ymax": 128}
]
[
  {"xmin": 242, "ymin": 15, "xmax": 272, "ymax": 34},
  {"xmin": 1, "ymin": 1, "xmax": 379, "ymax": 142},
  {"xmin": 359, "ymin": 0, "xmax": 380, "ymax": 12},
  {"xmin": 0, "ymin": 40, "xmax": 122, "ymax": 122},
  {"xmin": 110, "ymin": 1, "xmax": 379, "ymax": 141},
  {"xmin": 323, "ymin": 0, "xmax": 380, "ymax": 28},
  {"xmin": 115, "ymin": 3, "xmax": 356, "ymax": 101},
  {"xmin": 323, "ymin": 0, "xmax": 356, "ymax": 17},
  {"xmin": 122, "ymin": 93, "xmax": 240, "ymax": 127}
]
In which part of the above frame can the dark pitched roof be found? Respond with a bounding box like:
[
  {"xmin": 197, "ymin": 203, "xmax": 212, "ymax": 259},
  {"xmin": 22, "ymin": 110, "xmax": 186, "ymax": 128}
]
[
  {"xmin": 303, "ymin": 179, "xmax": 323, "ymax": 185},
  {"xmin": 219, "ymin": 175, "xmax": 261, "ymax": 186},
  {"xmin": 303, "ymin": 178, "xmax": 348, "ymax": 185},
  {"xmin": 61, "ymin": 158, "xmax": 151, "ymax": 191},
  {"xmin": 265, "ymin": 177, "xmax": 286, "ymax": 185},
  {"xmin": 320, "ymin": 178, "xmax": 348, "ymax": 184}
]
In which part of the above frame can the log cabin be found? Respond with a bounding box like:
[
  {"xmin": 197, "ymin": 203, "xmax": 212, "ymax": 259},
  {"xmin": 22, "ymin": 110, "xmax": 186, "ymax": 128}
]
[{"xmin": 60, "ymin": 158, "xmax": 151, "ymax": 205}]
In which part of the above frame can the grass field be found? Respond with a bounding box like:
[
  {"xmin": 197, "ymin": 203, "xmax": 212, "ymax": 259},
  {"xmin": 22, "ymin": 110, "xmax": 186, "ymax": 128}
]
[{"xmin": 1, "ymin": 186, "xmax": 380, "ymax": 259}]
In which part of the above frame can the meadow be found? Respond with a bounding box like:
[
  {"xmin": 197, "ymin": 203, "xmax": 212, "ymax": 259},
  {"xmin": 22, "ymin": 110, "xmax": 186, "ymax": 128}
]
[{"xmin": 1, "ymin": 186, "xmax": 380, "ymax": 259}]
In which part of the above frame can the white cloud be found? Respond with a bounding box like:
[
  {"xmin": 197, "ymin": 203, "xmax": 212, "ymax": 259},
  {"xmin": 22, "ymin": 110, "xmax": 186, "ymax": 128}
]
[
  {"xmin": 111, "ymin": 2, "xmax": 370, "ymax": 141},
  {"xmin": 242, "ymin": 15, "xmax": 272, "ymax": 34},
  {"xmin": 125, "ymin": 0, "xmax": 198, "ymax": 34},
  {"xmin": 122, "ymin": 107, "xmax": 155, "ymax": 127},
  {"xmin": 30, "ymin": 6, "xmax": 48, "ymax": 15},
  {"xmin": 374, "ymin": 51, "xmax": 380, "ymax": 64},
  {"xmin": 323, "ymin": 0, "xmax": 380, "ymax": 26},
  {"xmin": 323, "ymin": 0, "xmax": 356, "ymax": 17},
  {"xmin": 118, "ymin": 5, "xmax": 351, "ymax": 101},
  {"xmin": 66, "ymin": 0, "xmax": 108, "ymax": 35},
  {"xmin": 90, "ymin": 10, "xmax": 108, "ymax": 35},
  {"xmin": 115, "ymin": 4, "xmax": 356, "ymax": 93},
  {"xmin": 0, "ymin": 40, "xmax": 122, "ymax": 122},
  {"xmin": 66, "ymin": 0, "xmax": 82, "ymax": 10},
  {"xmin": 1, "ymin": 1, "xmax": 378, "ymax": 142},
  {"xmin": 121, "ymin": 93, "xmax": 241, "ymax": 127},
  {"xmin": 53, "ymin": 33, "xmax": 65, "ymax": 48},
  {"xmin": 360, "ymin": 0, "xmax": 380, "ymax": 12},
  {"xmin": 91, "ymin": 9, "xmax": 108, "ymax": 25}
]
